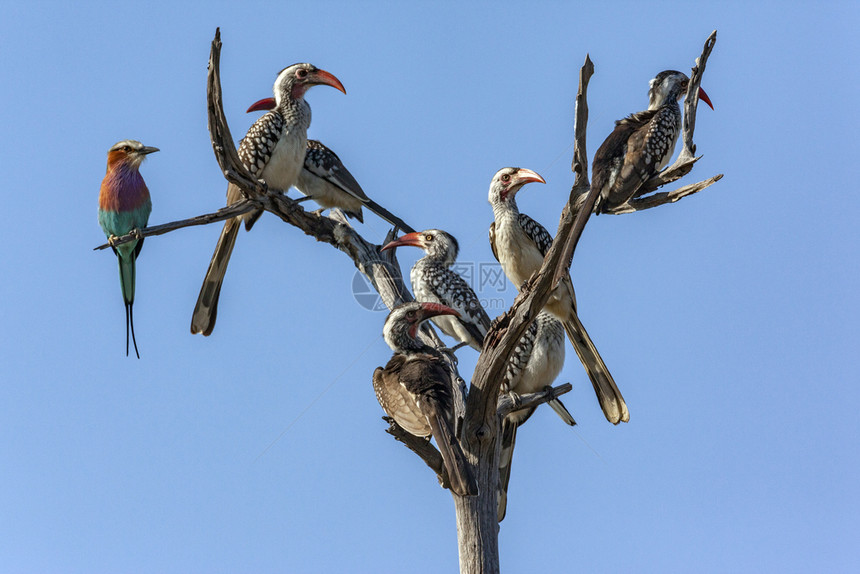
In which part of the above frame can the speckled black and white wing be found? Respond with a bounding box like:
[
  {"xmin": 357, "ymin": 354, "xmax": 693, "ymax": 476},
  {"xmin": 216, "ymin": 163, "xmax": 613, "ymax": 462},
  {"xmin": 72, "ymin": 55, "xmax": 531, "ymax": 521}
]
[
  {"xmin": 237, "ymin": 112, "xmax": 286, "ymax": 177},
  {"xmin": 619, "ymin": 107, "xmax": 681, "ymax": 187},
  {"xmin": 592, "ymin": 110, "xmax": 654, "ymax": 209},
  {"xmin": 497, "ymin": 312, "xmax": 574, "ymax": 522},
  {"xmin": 517, "ymin": 213, "xmax": 554, "ymax": 257},
  {"xmin": 503, "ymin": 319, "xmax": 538, "ymax": 396},
  {"xmin": 303, "ymin": 140, "xmax": 370, "ymax": 201},
  {"xmin": 634, "ymin": 106, "xmax": 682, "ymax": 172},
  {"xmin": 232, "ymin": 112, "xmax": 289, "ymax": 231},
  {"xmin": 592, "ymin": 104, "xmax": 682, "ymax": 210},
  {"xmin": 412, "ymin": 262, "xmax": 492, "ymax": 350},
  {"xmin": 503, "ymin": 312, "xmax": 573, "ymax": 426}
]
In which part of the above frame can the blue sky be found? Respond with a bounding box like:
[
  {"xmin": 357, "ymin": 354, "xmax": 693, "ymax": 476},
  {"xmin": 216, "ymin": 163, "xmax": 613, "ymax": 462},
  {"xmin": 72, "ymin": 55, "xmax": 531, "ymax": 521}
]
[{"xmin": 1, "ymin": 1, "xmax": 858, "ymax": 572}]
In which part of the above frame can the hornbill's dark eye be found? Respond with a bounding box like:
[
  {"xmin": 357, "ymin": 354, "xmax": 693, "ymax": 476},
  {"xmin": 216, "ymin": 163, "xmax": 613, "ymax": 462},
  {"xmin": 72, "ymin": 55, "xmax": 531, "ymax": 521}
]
[
  {"xmin": 501, "ymin": 174, "xmax": 511, "ymax": 182},
  {"xmin": 296, "ymin": 69, "xmax": 309, "ymax": 79}
]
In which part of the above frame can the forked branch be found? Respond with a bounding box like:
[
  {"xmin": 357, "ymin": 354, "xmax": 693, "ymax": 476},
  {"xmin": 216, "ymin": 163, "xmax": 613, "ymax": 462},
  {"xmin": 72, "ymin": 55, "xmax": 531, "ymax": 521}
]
[
  {"xmin": 203, "ymin": 30, "xmax": 463, "ymax": 485},
  {"xmin": 497, "ymin": 383, "xmax": 573, "ymax": 419},
  {"xmin": 451, "ymin": 54, "xmax": 596, "ymax": 574},
  {"xmin": 383, "ymin": 417, "xmax": 448, "ymax": 488},
  {"xmin": 605, "ymin": 173, "xmax": 723, "ymax": 214}
]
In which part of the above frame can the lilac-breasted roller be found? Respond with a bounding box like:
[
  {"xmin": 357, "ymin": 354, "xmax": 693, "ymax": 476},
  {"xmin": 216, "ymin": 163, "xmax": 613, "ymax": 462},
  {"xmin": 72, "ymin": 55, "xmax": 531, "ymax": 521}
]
[{"xmin": 98, "ymin": 139, "xmax": 158, "ymax": 358}]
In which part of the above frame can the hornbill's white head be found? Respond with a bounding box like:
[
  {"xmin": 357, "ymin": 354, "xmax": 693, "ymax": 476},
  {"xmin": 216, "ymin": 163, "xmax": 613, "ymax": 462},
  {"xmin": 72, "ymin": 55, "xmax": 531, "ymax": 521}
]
[
  {"xmin": 381, "ymin": 229, "xmax": 460, "ymax": 267},
  {"xmin": 487, "ymin": 167, "xmax": 546, "ymax": 207},
  {"xmin": 382, "ymin": 302, "xmax": 460, "ymax": 353},
  {"xmin": 246, "ymin": 63, "xmax": 346, "ymax": 112},
  {"xmin": 647, "ymin": 70, "xmax": 713, "ymax": 111}
]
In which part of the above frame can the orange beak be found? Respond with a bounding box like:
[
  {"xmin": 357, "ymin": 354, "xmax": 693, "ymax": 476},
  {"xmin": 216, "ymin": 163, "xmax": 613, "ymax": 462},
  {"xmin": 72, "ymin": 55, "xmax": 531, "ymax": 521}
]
[
  {"xmin": 310, "ymin": 69, "xmax": 346, "ymax": 94},
  {"xmin": 513, "ymin": 168, "xmax": 546, "ymax": 187},
  {"xmin": 381, "ymin": 232, "xmax": 423, "ymax": 252}
]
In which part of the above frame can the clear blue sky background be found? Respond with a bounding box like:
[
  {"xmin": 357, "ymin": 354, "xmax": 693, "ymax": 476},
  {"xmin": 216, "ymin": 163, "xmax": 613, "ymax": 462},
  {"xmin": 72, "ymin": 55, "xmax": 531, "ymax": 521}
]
[{"xmin": 1, "ymin": 1, "xmax": 858, "ymax": 572}]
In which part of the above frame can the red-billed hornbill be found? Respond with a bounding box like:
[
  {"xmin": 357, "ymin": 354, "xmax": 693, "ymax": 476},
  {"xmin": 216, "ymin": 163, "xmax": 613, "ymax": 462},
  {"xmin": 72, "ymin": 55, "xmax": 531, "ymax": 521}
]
[
  {"xmin": 190, "ymin": 63, "xmax": 345, "ymax": 336},
  {"xmin": 488, "ymin": 167, "xmax": 629, "ymax": 424},
  {"xmin": 497, "ymin": 311, "xmax": 574, "ymax": 521},
  {"xmin": 373, "ymin": 302, "xmax": 479, "ymax": 496},
  {"xmin": 591, "ymin": 70, "xmax": 713, "ymax": 213},
  {"xmin": 381, "ymin": 229, "xmax": 491, "ymax": 351}
]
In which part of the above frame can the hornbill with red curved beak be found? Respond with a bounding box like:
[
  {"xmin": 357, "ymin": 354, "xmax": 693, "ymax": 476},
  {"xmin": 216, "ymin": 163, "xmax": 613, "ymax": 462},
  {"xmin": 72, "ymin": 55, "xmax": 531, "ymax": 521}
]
[
  {"xmin": 382, "ymin": 229, "xmax": 491, "ymax": 351},
  {"xmin": 591, "ymin": 70, "xmax": 714, "ymax": 213},
  {"xmin": 488, "ymin": 167, "xmax": 629, "ymax": 424},
  {"xmin": 373, "ymin": 302, "xmax": 479, "ymax": 496},
  {"xmin": 191, "ymin": 63, "xmax": 346, "ymax": 336}
]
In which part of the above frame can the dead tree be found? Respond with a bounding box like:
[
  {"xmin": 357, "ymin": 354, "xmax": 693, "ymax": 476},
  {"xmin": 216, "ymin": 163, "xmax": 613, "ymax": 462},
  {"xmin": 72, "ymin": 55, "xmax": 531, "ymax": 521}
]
[{"xmin": 95, "ymin": 28, "xmax": 721, "ymax": 574}]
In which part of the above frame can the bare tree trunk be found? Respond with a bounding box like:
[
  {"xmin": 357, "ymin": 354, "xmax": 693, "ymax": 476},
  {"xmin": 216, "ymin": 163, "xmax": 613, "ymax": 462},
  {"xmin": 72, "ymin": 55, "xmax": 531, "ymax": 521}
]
[{"xmin": 454, "ymin": 472, "xmax": 501, "ymax": 574}]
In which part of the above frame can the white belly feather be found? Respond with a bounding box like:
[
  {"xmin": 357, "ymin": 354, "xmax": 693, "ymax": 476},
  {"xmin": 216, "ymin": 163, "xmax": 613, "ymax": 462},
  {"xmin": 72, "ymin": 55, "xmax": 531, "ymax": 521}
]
[{"xmin": 261, "ymin": 130, "xmax": 307, "ymax": 192}]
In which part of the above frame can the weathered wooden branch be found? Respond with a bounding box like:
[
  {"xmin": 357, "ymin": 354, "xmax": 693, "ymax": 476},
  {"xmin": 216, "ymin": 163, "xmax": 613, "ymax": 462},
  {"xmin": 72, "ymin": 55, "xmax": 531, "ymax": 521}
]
[
  {"xmin": 604, "ymin": 173, "xmax": 724, "ymax": 214},
  {"xmin": 206, "ymin": 28, "xmax": 264, "ymax": 202},
  {"xmin": 383, "ymin": 416, "xmax": 448, "ymax": 488},
  {"xmin": 497, "ymin": 383, "xmax": 573, "ymax": 419},
  {"xmin": 674, "ymin": 30, "xmax": 717, "ymax": 165},
  {"xmin": 93, "ymin": 199, "xmax": 259, "ymax": 251},
  {"xmin": 451, "ymin": 54, "xmax": 597, "ymax": 574},
  {"xmin": 467, "ymin": 56, "xmax": 595, "ymax": 428},
  {"xmin": 556, "ymin": 54, "xmax": 595, "ymax": 287}
]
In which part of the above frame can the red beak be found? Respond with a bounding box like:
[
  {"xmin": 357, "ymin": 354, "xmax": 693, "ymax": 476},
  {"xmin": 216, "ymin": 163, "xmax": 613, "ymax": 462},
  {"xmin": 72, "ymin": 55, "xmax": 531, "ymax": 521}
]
[
  {"xmin": 246, "ymin": 97, "xmax": 276, "ymax": 113},
  {"xmin": 381, "ymin": 232, "xmax": 423, "ymax": 252},
  {"xmin": 698, "ymin": 87, "xmax": 714, "ymax": 110},
  {"xmin": 513, "ymin": 168, "xmax": 546, "ymax": 187},
  {"xmin": 419, "ymin": 302, "xmax": 460, "ymax": 320},
  {"xmin": 311, "ymin": 69, "xmax": 346, "ymax": 94}
]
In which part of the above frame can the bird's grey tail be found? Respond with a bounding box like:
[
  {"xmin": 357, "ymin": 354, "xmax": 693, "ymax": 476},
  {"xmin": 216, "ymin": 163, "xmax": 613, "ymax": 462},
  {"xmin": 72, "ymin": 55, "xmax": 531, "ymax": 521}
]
[
  {"xmin": 563, "ymin": 312, "xmax": 629, "ymax": 424},
  {"xmin": 547, "ymin": 397, "xmax": 577, "ymax": 426},
  {"xmin": 117, "ymin": 252, "xmax": 140, "ymax": 358},
  {"xmin": 191, "ymin": 217, "xmax": 240, "ymax": 336},
  {"xmin": 364, "ymin": 198, "xmax": 416, "ymax": 234},
  {"xmin": 428, "ymin": 411, "xmax": 478, "ymax": 497},
  {"xmin": 497, "ymin": 417, "xmax": 519, "ymax": 522},
  {"xmin": 117, "ymin": 251, "xmax": 136, "ymax": 307}
]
